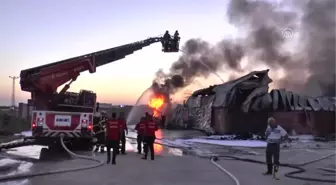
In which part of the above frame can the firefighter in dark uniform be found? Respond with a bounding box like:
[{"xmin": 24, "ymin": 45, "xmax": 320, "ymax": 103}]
[
  {"xmin": 162, "ymin": 31, "xmax": 171, "ymax": 51},
  {"xmin": 118, "ymin": 112, "xmax": 128, "ymax": 155},
  {"xmin": 142, "ymin": 115, "xmax": 158, "ymax": 160},
  {"xmin": 105, "ymin": 112, "xmax": 120, "ymax": 165},
  {"xmin": 145, "ymin": 112, "xmax": 152, "ymax": 120},
  {"xmin": 174, "ymin": 30, "xmax": 179, "ymax": 40},
  {"xmin": 163, "ymin": 30, "xmax": 171, "ymax": 42},
  {"xmin": 93, "ymin": 111, "xmax": 108, "ymax": 153},
  {"xmin": 264, "ymin": 117, "xmax": 288, "ymax": 177},
  {"xmin": 135, "ymin": 117, "xmax": 146, "ymax": 154},
  {"xmin": 173, "ymin": 30, "xmax": 180, "ymax": 51}
]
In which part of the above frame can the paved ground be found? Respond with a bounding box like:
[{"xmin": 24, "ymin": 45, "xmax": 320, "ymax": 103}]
[
  {"xmin": 218, "ymin": 159, "xmax": 302, "ymax": 185},
  {"xmin": 7, "ymin": 152, "xmax": 234, "ymax": 185},
  {"xmin": 0, "ymin": 133, "xmax": 335, "ymax": 185},
  {"xmin": 4, "ymin": 149, "xmax": 334, "ymax": 185},
  {"xmin": 188, "ymin": 141, "xmax": 336, "ymax": 185}
]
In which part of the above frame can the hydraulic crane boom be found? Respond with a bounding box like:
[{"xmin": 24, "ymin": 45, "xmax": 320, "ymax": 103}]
[{"xmin": 20, "ymin": 31, "xmax": 180, "ymax": 109}]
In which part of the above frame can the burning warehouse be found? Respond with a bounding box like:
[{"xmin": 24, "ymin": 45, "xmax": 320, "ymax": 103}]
[
  {"xmin": 153, "ymin": 0, "xmax": 335, "ymax": 136},
  {"xmin": 170, "ymin": 69, "xmax": 336, "ymax": 137}
]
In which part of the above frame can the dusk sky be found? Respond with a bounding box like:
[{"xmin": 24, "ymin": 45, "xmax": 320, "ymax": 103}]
[{"xmin": 1, "ymin": 0, "xmax": 242, "ymax": 106}]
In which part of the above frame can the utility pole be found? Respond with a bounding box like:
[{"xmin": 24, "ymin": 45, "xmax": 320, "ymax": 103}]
[{"xmin": 9, "ymin": 76, "xmax": 19, "ymax": 109}]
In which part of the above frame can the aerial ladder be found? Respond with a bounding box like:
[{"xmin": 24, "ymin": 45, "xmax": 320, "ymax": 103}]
[{"xmin": 0, "ymin": 31, "xmax": 180, "ymax": 151}]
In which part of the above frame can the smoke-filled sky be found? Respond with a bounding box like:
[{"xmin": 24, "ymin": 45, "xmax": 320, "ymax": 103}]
[
  {"xmin": 0, "ymin": 0, "xmax": 233, "ymax": 106},
  {"xmin": 154, "ymin": 0, "xmax": 336, "ymax": 98},
  {"xmin": 1, "ymin": 0, "xmax": 335, "ymax": 106}
]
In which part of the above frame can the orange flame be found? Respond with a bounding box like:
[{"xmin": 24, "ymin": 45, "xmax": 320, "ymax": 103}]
[{"xmin": 148, "ymin": 94, "xmax": 165, "ymax": 117}]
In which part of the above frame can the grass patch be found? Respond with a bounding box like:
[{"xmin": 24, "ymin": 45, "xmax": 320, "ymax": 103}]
[{"xmin": 0, "ymin": 111, "xmax": 30, "ymax": 136}]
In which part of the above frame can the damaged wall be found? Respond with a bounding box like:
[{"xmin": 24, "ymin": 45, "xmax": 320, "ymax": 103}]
[
  {"xmin": 270, "ymin": 112, "xmax": 314, "ymax": 134},
  {"xmin": 270, "ymin": 111, "xmax": 335, "ymax": 136},
  {"xmin": 186, "ymin": 96, "xmax": 214, "ymax": 134},
  {"xmin": 169, "ymin": 70, "xmax": 336, "ymax": 136},
  {"xmin": 170, "ymin": 96, "xmax": 215, "ymax": 134},
  {"xmin": 168, "ymin": 104, "xmax": 185, "ymax": 129},
  {"xmin": 311, "ymin": 111, "xmax": 335, "ymax": 137}
]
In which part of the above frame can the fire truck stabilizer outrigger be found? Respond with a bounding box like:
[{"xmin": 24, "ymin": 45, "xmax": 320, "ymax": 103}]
[{"xmin": 0, "ymin": 31, "xmax": 180, "ymax": 152}]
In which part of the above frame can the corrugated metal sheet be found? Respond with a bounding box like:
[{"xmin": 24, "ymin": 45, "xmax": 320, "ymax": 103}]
[
  {"xmin": 262, "ymin": 90, "xmax": 336, "ymax": 112},
  {"xmin": 171, "ymin": 96, "xmax": 215, "ymax": 134},
  {"xmin": 169, "ymin": 104, "xmax": 185, "ymax": 128},
  {"xmin": 241, "ymin": 85, "xmax": 269, "ymax": 112},
  {"xmin": 187, "ymin": 69, "xmax": 336, "ymax": 112},
  {"xmin": 190, "ymin": 95, "xmax": 215, "ymax": 134},
  {"xmin": 186, "ymin": 96, "xmax": 201, "ymax": 108}
]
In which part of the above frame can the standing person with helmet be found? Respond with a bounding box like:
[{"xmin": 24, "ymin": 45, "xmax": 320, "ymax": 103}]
[
  {"xmin": 142, "ymin": 114, "xmax": 158, "ymax": 160},
  {"xmin": 163, "ymin": 31, "xmax": 171, "ymax": 42},
  {"xmin": 264, "ymin": 117, "xmax": 288, "ymax": 179},
  {"xmin": 105, "ymin": 112, "xmax": 120, "ymax": 165},
  {"xmin": 118, "ymin": 112, "xmax": 128, "ymax": 155},
  {"xmin": 145, "ymin": 112, "xmax": 153, "ymax": 120},
  {"xmin": 93, "ymin": 111, "xmax": 106, "ymax": 153},
  {"xmin": 135, "ymin": 117, "xmax": 146, "ymax": 154},
  {"xmin": 162, "ymin": 31, "xmax": 171, "ymax": 51}
]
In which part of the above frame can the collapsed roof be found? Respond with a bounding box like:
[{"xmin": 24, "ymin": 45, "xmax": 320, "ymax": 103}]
[{"xmin": 186, "ymin": 69, "xmax": 336, "ymax": 112}]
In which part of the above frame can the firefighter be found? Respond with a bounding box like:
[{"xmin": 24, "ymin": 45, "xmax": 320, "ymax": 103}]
[
  {"xmin": 173, "ymin": 30, "xmax": 179, "ymax": 41},
  {"xmin": 105, "ymin": 112, "xmax": 120, "ymax": 165},
  {"xmin": 118, "ymin": 112, "xmax": 128, "ymax": 155},
  {"xmin": 163, "ymin": 30, "xmax": 171, "ymax": 42},
  {"xmin": 173, "ymin": 30, "xmax": 180, "ymax": 51},
  {"xmin": 162, "ymin": 31, "xmax": 171, "ymax": 51},
  {"xmin": 135, "ymin": 117, "xmax": 146, "ymax": 154},
  {"xmin": 142, "ymin": 115, "xmax": 158, "ymax": 160},
  {"xmin": 264, "ymin": 117, "xmax": 288, "ymax": 176},
  {"xmin": 145, "ymin": 112, "xmax": 152, "ymax": 120},
  {"xmin": 93, "ymin": 111, "xmax": 106, "ymax": 153}
]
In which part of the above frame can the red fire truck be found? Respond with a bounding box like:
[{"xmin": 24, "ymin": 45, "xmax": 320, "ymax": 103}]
[{"xmin": 20, "ymin": 31, "xmax": 180, "ymax": 150}]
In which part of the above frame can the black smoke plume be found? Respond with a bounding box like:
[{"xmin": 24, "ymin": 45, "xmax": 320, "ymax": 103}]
[{"xmin": 153, "ymin": 0, "xmax": 335, "ymax": 97}]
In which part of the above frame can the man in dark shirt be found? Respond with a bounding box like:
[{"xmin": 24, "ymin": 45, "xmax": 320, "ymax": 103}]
[
  {"xmin": 142, "ymin": 116, "xmax": 158, "ymax": 160},
  {"xmin": 118, "ymin": 112, "xmax": 128, "ymax": 155},
  {"xmin": 135, "ymin": 117, "xmax": 146, "ymax": 154},
  {"xmin": 163, "ymin": 31, "xmax": 171, "ymax": 42}
]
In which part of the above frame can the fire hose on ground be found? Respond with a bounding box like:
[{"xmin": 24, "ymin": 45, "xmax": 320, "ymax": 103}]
[
  {"xmin": 0, "ymin": 136, "xmax": 104, "ymax": 182},
  {"xmin": 0, "ymin": 135, "xmax": 334, "ymax": 184},
  {"xmin": 127, "ymin": 136, "xmax": 336, "ymax": 184},
  {"xmin": 127, "ymin": 136, "xmax": 242, "ymax": 185},
  {"xmin": 216, "ymin": 154, "xmax": 336, "ymax": 184},
  {"xmin": 0, "ymin": 135, "xmax": 240, "ymax": 184}
]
